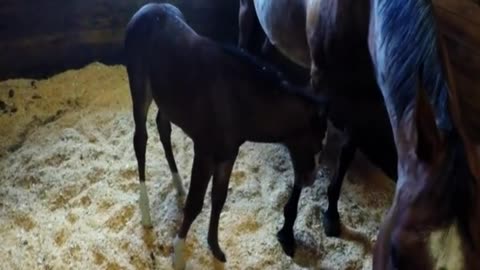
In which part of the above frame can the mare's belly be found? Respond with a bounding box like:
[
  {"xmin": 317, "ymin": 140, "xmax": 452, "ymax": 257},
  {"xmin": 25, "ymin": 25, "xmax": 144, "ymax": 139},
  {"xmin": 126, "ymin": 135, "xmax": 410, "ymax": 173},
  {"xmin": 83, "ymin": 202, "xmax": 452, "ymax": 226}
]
[{"xmin": 254, "ymin": 0, "xmax": 311, "ymax": 67}]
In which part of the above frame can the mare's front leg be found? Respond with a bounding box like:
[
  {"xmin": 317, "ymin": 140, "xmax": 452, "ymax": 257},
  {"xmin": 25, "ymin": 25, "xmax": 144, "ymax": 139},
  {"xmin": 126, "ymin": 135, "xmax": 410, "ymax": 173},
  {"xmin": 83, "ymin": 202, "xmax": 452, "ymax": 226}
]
[
  {"xmin": 323, "ymin": 136, "xmax": 356, "ymax": 237},
  {"xmin": 173, "ymin": 149, "xmax": 214, "ymax": 270},
  {"xmin": 207, "ymin": 151, "xmax": 238, "ymax": 262},
  {"xmin": 277, "ymin": 173, "xmax": 303, "ymax": 257}
]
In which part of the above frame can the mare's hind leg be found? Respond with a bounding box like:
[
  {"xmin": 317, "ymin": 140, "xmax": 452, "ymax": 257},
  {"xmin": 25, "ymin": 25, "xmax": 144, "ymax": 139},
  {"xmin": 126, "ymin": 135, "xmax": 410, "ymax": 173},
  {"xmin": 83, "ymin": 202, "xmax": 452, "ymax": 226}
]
[
  {"xmin": 277, "ymin": 174, "xmax": 303, "ymax": 257},
  {"xmin": 208, "ymin": 152, "xmax": 238, "ymax": 262},
  {"xmin": 173, "ymin": 149, "xmax": 214, "ymax": 270},
  {"xmin": 323, "ymin": 137, "xmax": 356, "ymax": 237},
  {"xmin": 156, "ymin": 112, "xmax": 185, "ymax": 196}
]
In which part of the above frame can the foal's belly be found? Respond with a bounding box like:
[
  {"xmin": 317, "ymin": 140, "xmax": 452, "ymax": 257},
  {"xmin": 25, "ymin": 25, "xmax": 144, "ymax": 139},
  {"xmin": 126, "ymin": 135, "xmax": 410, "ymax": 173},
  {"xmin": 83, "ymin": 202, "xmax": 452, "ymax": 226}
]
[{"xmin": 254, "ymin": 0, "xmax": 311, "ymax": 67}]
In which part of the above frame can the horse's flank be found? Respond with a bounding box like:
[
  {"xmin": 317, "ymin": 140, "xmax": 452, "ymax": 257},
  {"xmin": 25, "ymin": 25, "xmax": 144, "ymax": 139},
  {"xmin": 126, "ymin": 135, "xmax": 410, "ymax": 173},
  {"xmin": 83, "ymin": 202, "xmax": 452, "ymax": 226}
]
[{"xmin": 253, "ymin": 0, "xmax": 311, "ymax": 67}]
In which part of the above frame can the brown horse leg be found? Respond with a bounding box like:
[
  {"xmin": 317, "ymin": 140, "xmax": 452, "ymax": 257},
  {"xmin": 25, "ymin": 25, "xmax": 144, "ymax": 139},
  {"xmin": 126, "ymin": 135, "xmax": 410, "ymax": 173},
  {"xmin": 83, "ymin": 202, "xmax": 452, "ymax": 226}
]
[
  {"xmin": 174, "ymin": 150, "xmax": 214, "ymax": 270},
  {"xmin": 277, "ymin": 174, "xmax": 303, "ymax": 257},
  {"xmin": 323, "ymin": 137, "xmax": 356, "ymax": 237},
  {"xmin": 156, "ymin": 112, "xmax": 185, "ymax": 196},
  {"xmin": 207, "ymin": 152, "xmax": 238, "ymax": 262}
]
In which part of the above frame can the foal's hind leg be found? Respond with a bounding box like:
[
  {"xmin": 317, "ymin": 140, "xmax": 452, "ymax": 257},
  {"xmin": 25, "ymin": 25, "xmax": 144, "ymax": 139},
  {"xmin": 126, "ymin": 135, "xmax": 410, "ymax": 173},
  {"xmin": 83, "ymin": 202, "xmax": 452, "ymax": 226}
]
[
  {"xmin": 323, "ymin": 137, "xmax": 356, "ymax": 237},
  {"xmin": 156, "ymin": 112, "xmax": 185, "ymax": 196},
  {"xmin": 208, "ymin": 152, "xmax": 237, "ymax": 262},
  {"xmin": 129, "ymin": 68, "xmax": 154, "ymax": 227},
  {"xmin": 277, "ymin": 174, "xmax": 303, "ymax": 257},
  {"xmin": 173, "ymin": 150, "xmax": 214, "ymax": 270}
]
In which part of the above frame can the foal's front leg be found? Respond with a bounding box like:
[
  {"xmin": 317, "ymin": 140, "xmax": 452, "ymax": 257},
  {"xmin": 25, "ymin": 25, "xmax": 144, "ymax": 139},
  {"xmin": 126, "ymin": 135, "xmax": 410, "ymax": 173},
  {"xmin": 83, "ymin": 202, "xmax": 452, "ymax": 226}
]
[
  {"xmin": 277, "ymin": 173, "xmax": 303, "ymax": 257},
  {"xmin": 173, "ymin": 151, "xmax": 214, "ymax": 270},
  {"xmin": 208, "ymin": 152, "xmax": 237, "ymax": 262}
]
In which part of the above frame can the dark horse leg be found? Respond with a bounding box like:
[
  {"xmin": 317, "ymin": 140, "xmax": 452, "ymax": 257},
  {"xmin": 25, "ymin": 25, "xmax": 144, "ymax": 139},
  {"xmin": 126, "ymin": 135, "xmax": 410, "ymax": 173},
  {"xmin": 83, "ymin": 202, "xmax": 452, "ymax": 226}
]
[
  {"xmin": 128, "ymin": 63, "xmax": 154, "ymax": 228},
  {"xmin": 323, "ymin": 136, "xmax": 356, "ymax": 237},
  {"xmin": 277, "ymin": 173, "xmax": 303, "ymax": 257},
  {"xmin": 174, "ymin": 148, "xmax": 214, "ymax": 270},
  {"xmin": 238, "ymin": 0, "xmax": 253, "ymax": 49},
  {"xmin": 208, "ymin": 152, "xmax": 238, "ymax": 262},
  {"xmin": 156, "ymin": 112, "xmax": 185, "ymax": 196}
]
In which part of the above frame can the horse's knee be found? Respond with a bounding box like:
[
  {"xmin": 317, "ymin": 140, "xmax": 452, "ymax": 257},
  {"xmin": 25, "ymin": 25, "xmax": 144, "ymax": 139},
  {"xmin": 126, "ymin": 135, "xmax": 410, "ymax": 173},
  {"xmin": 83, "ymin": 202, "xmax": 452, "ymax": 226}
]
[
  {"xmin": 184, "ymin": 200, "xmax": 203, "ymax": 219},
  {"xmin": 134, "ymin": 128, "xmax": 148, "ymax": 144}
]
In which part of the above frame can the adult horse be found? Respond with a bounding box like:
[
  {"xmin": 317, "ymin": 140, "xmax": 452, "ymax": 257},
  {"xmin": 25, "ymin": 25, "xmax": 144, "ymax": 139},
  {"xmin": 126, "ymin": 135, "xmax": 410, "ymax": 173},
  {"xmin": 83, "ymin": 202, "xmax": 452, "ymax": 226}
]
[
  {"xmin": 239, "ymin": 0, "xmax": 397, "ymax": 253},
  {"xmin": 369, "ymin": 0, "xmax": 480, "ymax": 269},
  {"xmin": 125, "ymin": 3, "xmax": 329, "ymax": 269},
  {"xmin": 240, "ymin": 0, "xmax": 480, "ymax": 268}
]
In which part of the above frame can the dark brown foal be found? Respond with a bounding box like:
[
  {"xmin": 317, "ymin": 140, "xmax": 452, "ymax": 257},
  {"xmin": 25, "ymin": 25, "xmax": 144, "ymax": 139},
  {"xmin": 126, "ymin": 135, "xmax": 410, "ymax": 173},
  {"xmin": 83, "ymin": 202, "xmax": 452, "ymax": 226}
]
[{"xmin": 125, "ymin": 3, "xmax": 328, "ymax": 269}]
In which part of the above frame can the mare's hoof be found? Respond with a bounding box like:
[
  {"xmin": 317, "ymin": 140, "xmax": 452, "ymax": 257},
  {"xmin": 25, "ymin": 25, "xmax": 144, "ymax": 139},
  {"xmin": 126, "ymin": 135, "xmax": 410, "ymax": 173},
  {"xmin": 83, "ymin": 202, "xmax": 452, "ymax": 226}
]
[
  {"xmin": 322, "ymin": 210, "xmax": 341, "ymax": 237},
  {"xmin": 276, "ymin": 229, "xmax": 295, "ymax": 257}
]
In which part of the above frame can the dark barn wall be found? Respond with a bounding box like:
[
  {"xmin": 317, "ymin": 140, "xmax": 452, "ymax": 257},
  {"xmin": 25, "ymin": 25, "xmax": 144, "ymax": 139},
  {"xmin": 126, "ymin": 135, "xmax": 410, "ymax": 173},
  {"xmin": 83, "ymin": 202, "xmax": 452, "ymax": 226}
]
[{"xmin": 0, "ymin": 0, "xmax": 239, "ymax": 80}]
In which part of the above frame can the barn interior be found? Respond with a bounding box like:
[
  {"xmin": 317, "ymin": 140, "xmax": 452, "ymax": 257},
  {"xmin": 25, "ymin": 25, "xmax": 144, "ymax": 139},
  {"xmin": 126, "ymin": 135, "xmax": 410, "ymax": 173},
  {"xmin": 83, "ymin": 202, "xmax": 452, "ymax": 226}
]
[{"xmin": 0, "ymin": 1, "xmax": 479, "ymax": 269}]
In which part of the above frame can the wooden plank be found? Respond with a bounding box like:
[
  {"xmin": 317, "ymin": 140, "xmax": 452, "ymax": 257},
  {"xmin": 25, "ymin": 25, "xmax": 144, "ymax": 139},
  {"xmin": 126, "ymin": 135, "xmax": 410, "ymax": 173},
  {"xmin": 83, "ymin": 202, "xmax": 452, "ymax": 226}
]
[
  {"xmin": 0, "ymin": 29, "xmax": 124, "ymax": 79},
  {"xmin": 0, "ymin": 0, "xmax": 239, "ymax": 80},
  {"xmin": 434, "ymin": 0, "xmax": 480, "ymax": 25}
]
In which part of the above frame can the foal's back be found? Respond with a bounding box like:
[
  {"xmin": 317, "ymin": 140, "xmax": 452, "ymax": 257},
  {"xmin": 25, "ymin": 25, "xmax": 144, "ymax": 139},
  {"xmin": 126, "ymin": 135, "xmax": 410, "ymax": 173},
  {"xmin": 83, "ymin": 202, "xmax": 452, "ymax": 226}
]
[{"xmin": 125, "ymin": 3, "xmax": 318, "ymax": 145}]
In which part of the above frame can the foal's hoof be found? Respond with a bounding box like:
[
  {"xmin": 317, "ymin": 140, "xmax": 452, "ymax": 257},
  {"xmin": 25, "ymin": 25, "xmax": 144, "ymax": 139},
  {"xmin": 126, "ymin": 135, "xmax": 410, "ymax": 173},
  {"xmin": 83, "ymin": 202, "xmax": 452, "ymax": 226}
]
[
  {"xmin": 212, "ymin": 249, "xmax": 226, "ymax": 263},
  {"xmin": 322, "ymin": 210, "xmax": 341, "ymax": 237},
  {"xmin": 141, "ymin": 222, "xmax": 154, "ymax": 230},
  {"xmin": 276, "ymin": 229, "xmax": 295, "ymax": 257},
  {"xmin": 209, "ymin": 241, "xmax": 227, "ymax": 262},
  {"xmin": 173, "ymin": 236, "xmax": 186, "ymax": 270}
]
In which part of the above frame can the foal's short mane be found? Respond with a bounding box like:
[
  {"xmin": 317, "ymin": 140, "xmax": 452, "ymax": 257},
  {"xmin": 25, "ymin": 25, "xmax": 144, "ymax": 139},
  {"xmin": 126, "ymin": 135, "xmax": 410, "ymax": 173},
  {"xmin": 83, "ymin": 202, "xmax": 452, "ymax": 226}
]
[{"xmin": 219, "ymin": 44, "xmax": 327, "ymax": 106}]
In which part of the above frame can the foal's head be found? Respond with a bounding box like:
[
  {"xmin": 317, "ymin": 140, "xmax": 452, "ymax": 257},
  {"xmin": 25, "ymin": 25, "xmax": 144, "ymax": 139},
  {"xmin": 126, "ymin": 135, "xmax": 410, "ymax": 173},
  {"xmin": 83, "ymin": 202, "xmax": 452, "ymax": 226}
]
[{"xmin": 373, "ymin": 72, "xmax": 480, "ymax": 269}]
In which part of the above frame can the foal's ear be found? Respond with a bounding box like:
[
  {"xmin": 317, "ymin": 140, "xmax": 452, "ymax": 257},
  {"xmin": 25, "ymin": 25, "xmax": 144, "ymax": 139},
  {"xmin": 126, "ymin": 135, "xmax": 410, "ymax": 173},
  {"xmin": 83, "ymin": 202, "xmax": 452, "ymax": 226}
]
[{"xmin": 413, "ymin": 68, "xmax": 442, "ymax": 161}]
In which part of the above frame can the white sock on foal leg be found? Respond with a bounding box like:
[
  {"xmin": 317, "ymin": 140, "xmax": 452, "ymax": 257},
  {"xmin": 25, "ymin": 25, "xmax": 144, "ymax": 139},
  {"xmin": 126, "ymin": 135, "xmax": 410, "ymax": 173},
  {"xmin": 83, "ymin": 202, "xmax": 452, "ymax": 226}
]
[
  {"xmin": 172, "ymin": 172, "xmax": 185, "ymax": 197},
  {"xmin": 139, "ymin": 181, "xmax": 152, "ymax": 227},
  {"xmin": 173, "ymin": 235, "xmax": 186, "ymax": 270}
]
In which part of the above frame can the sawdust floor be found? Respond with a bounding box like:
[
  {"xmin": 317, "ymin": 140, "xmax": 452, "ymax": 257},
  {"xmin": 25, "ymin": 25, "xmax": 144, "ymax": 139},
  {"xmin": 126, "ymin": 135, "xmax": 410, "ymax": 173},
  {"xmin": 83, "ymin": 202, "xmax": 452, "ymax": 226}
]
[{"xmin": 0, "ymin": 63, "xmax": 394, "ymax": 269}]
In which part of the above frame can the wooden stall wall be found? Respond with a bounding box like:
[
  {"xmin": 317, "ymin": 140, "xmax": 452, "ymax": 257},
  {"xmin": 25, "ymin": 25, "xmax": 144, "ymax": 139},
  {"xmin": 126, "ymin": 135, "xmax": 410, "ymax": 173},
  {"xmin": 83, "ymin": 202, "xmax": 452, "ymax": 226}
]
[
  {"xmin": 434, "ymin": 0, "xmax": 480, "ymax": 140},
  {"xmin": 0, "ymin": 0, "xmax": 239, "ymax": 80}
]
